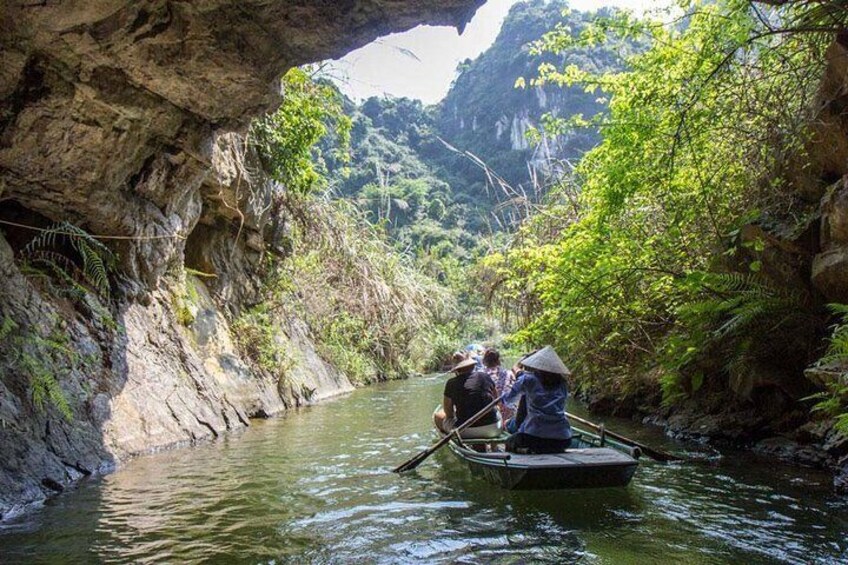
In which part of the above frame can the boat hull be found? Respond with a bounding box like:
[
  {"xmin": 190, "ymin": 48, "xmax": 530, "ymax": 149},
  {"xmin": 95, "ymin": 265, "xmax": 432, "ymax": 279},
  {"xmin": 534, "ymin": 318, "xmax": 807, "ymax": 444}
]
[
  {"xmin": 455, "ymin": 446, "xmax": 639, "ymax": 490},
  {"xmin": 438, "ymin": 424, "xmax": 639, "ymax": 490}
]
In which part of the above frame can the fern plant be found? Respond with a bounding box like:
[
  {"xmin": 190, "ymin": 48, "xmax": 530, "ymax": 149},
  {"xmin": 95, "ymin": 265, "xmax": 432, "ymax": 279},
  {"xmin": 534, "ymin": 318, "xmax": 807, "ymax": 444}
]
[
  {"xmin": 817, "ymin": 304, "xmax": 848, "ymax": 366},
  {"xmin": 22, "ymin": 221, "xmax": 116, "ymax": 299},
  {"xmin": 805, "ymin": 304, "xmax": 848, "ymax": 434},
  {"xmin": 20, "ymin": 350, "xmax": 72, "ymax": 420},
  {"xmin": 662, "ymin": 270, "xmax": 819, "ymax": 401},
  {"xmin": 0, "ymin": 315, "xmax": 74, "ymax": 420}
]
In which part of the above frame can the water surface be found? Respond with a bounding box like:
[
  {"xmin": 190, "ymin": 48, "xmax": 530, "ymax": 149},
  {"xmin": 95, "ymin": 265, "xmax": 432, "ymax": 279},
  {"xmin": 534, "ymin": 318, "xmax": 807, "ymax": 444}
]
[{"xmin": 1, "ymin": 375, "xmax": 846, "ymax": 563}]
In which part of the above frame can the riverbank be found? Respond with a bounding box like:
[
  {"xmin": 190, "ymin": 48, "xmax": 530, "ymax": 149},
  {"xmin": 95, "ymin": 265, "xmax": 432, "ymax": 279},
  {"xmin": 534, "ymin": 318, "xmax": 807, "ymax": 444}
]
[
  {"xmin": 580, "ymin": 376, "xmax": 848, "ymax": 495},
  {"xmin": 0, "ymin": 235, "xmax": 355, "ymax": 521}
]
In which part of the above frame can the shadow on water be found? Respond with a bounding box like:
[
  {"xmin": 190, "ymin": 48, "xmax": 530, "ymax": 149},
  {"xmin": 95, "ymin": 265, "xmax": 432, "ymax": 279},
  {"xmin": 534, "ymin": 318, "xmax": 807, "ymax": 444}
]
[{"xmin": 385, "ymin": 449, "xmax": 643, "ymax": 563}]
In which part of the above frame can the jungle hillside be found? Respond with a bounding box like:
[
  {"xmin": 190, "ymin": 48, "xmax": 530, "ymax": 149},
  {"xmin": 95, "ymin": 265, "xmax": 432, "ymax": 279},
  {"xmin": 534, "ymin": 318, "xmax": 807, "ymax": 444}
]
[{"xmin": 312, "ymin": 0, "xmax": 848, "ymax": 478}]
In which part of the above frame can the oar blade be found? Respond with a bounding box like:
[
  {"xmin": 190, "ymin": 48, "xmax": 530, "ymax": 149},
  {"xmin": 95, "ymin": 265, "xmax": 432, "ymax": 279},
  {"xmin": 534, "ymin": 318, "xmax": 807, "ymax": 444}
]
[
  {"xmin": 393, "ymin": 449, "xmax": 430, "ymax": 473},
  {"xmin": 641, "ymin": 448, "xmax": 683, "ymax": 463}
]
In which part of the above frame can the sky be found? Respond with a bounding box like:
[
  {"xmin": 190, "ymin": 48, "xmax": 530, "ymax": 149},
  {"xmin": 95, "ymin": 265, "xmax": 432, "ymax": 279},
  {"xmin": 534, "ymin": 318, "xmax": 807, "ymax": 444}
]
[{"xmin": 323, "ymin": 0, "xmax": 669, "ymax": 104}]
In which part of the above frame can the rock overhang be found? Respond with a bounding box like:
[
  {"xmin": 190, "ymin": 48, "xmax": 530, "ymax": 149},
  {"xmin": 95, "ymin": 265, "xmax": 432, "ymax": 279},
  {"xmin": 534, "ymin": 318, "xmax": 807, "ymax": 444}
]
[{"xmin": 0, "ymin": 0, "xmax": 485, "ymax": 286}]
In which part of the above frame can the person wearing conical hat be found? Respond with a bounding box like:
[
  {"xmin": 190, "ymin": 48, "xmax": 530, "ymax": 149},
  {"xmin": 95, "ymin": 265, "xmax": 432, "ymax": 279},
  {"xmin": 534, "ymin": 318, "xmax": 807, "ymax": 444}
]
[
  {"xmin": 502, "ymin": 346, "xmax": 573, "ymax": 454},
  {"xmin": 433, "ymin": 355, "xmax": 501, "ymax": 439},
  {"xmin": 450, "ymin": 350, "xmax": 468, "ymax": 366}
]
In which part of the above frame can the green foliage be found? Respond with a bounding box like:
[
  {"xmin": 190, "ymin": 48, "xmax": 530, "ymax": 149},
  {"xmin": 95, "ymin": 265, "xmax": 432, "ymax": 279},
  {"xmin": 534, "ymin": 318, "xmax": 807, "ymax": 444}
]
[
  {"xmin": 316, "ymin": 314, "xmax": 379, "ymax": 386},
  {"xmin": 324, "ymin": 96, "xmax": 480, "ymax": 259},
  {"xmin": 22, "ymin": 221, "xmax": 116, "ymax": 300},
  {"xmin": 173, "ymin": 275, "xmax": 200, "ymax": 327},
  {"xmin": 806, "ymin": 304, "xmax": 848, "ymax": 434},
  {"xmin": 247, "ymin": 66, "xmax": 466, "ymax": 382},
  {"xmin": 232, "ymin": 304, "xmax": 296, "ymax": 378},
  {"xmin": 0, "ymin": 316, "xmax": 16, "ymax": 343},
  {"xmin": 269, "ymin": 197, "xmax": 455, "ymax": 381},
  {"xmin": 662, "ymin": 272, "xmax": 819, "ymax": 402},
  {"xmin": 818, "ymin": 304, "xmax": 848, "ymax": 366},
  {"xmin": 311, "ymin": 3, "xmax": 641, "ymax": 373},
  {"xmin": 16, "ymin": 233, "xmax": 118, "ymax": 341},
  {"xmin": 0, "ymin": 315, "xmax": 74, "ymax": 420},
  {"xmin": 807, "ymin": 381, "xmax": 848, "ymax": 435},
  {"xmin": 482, "ymin": 0, "xmax": 830, "ymax": 403},
  {"xmin": 251, "ymin": 67, "xmax": 351, "ymax": 196}
]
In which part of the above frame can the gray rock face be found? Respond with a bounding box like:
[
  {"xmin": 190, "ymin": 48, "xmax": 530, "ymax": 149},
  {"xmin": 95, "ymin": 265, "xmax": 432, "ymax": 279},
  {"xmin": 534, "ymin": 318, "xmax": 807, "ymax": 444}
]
[
  {"xmin": 812, "ymin": 247, "xmax": 848, "ymax": 303},
  {"xmin": 0, "ymin": 235, "xmax": 116, "ymax": 520},
  {"xmin": 836, "ymin": 456, "xmax": 848, "ymax": 494},
  {"xmin": 0, "ymin": 0, "xmax": 483, "ymax": 519},
  {"xmin": 753, "ymin": 436, "xmax": 832, "ymax": 467},
  {"xmin": 812, "ymin": 178, "xmax": 848, "ymax": 302},
  {"xmin": 0, "ymin": 229, "xmax": 355, "ymax": 520},
  {"xmin": 809, "ymin": 41, "xmax": 848, "ymax": 302}
]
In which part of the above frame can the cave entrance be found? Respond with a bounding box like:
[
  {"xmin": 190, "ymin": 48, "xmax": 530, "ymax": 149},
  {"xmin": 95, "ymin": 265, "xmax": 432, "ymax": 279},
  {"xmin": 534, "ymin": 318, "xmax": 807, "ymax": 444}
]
[
  {"xmin": 0, "ymin": 201, "xmax": 115, "ymax": 299},
  {"xmin": 0, "ymin": 200, "xmax": 58, "ymax": 256},
  {"xmin": 184, "ymin": 219, "xmax": 220, "ymax": 276}
]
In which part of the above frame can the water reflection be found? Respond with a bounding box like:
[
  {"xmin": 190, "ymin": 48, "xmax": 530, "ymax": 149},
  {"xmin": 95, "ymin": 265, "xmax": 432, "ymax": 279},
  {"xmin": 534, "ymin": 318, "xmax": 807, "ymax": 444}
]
[{"xmin": 1, "ymin": 376, "xmax": 846, "ymax": 564}]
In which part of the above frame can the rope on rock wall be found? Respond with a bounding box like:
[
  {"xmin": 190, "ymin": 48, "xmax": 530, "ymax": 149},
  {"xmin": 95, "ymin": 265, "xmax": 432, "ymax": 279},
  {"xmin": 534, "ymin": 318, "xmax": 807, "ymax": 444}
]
[{"xmin": 0, "ymin": 219, "xmax": 187, "ymax": 241}]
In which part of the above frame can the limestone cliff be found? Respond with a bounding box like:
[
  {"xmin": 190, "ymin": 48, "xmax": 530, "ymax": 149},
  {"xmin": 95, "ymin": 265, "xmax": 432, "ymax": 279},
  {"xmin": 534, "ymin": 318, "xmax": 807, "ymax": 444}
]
[
  {"xmin": 1, "ymin": 0, "xmax": 482, "ymax": 286},
  {"xmin": 0, "ymin": 0, "xmax": 483, "ymax": 519}
]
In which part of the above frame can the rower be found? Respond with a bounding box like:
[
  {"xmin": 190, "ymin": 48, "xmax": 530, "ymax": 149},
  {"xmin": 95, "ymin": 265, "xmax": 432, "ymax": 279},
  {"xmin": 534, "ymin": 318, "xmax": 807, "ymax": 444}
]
[
  {"xmin": 433, "ymin": 357, "xmax": 501, "ymax": 440},
  {"xmin": 503, "ymin": 346, "xmax": 573, "ymax": 454}
]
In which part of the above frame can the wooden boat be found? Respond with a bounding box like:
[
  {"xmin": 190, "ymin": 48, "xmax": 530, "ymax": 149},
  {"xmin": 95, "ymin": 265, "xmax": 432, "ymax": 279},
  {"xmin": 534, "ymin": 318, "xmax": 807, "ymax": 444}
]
[{"xmin": 435, "ymin": 415, "xmax": 640, "ymax": 490}]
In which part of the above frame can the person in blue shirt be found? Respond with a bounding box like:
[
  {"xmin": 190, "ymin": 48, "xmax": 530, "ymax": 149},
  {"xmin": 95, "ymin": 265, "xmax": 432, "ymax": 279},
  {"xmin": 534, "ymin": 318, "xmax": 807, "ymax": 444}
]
[
  {"xmin": 465, "ymin": 343, "xmax": 484, "ymax": 370},
  {"xmin": 502, "ymin": 346, "xmax": 573, "ymax": 454}
]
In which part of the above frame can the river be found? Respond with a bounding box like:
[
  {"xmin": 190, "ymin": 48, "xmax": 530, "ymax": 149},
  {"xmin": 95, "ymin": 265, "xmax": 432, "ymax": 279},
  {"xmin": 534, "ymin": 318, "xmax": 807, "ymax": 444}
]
[{"xmin": 1, "ymin": 374, "xmax": 846, "ymax": 563}]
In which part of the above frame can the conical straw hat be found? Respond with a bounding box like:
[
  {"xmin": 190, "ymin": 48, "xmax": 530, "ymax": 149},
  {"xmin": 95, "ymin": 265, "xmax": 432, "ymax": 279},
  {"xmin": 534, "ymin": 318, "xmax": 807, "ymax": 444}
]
[
  {"xmin": 521, "ymin": 346, "xmax": 571, "ymax": 376},
  {"xmin": 452, "ymin": 357, "xmax": 477, "ymax": 372}
]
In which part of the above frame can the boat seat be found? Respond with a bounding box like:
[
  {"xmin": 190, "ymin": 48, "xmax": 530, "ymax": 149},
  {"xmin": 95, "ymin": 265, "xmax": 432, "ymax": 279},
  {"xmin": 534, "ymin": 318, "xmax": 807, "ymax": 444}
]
[
  {"xmin": 460, "ymin": 433, "xmax": 585, "ymax": 445},
  {"xmin": 457, "ymin": 437, "xmax": 508, "ymax": 445}
]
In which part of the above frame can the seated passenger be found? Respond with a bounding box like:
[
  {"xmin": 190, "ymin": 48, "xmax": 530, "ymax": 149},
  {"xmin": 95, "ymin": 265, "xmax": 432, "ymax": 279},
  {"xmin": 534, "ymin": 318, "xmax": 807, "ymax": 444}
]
[
  {"xmin": 503, "ymin": 346, "xmax": 573, "ymax": 454},
  {"xmin": 465, "ymin": 343, "xmax": 484, "ymax": 370},
  {"xmin": 433, "ymin": 357, "xmax": 501, "ymax": 439},
  {"xmin": 483, "ymin": 349, "xmax": 515, "ymax": 421}
]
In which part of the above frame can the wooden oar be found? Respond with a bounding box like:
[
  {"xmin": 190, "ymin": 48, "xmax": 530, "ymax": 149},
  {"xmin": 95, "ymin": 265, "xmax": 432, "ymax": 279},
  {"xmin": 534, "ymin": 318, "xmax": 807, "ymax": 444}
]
[
  {"xmin": 393, "ymin": 395, "xmax": 504, "ymax": 473},
  {"xmin": 566, "ymin": 412, "xmax": 683, "ymax": 462}
]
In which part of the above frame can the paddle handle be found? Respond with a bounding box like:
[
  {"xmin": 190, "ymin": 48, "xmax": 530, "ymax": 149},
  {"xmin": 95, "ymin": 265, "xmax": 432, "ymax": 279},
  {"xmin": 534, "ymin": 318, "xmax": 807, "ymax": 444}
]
[
  {"xmin": 451, "ymin": 393, "xmax": 505, "ymax": 435},
  {"xmin": 566, "ymin": 411, "xmax": 682, "ymax": 462},
  {"xmin": 393, "ymin": 394, "xmax": 504, "ymax": 473}
]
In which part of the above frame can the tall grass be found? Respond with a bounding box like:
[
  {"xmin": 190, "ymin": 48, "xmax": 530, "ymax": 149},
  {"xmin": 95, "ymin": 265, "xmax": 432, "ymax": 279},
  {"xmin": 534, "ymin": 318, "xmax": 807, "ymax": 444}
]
[{"xmin": 262, "ymin": 193, "xmax": 456, "ymax": 382}]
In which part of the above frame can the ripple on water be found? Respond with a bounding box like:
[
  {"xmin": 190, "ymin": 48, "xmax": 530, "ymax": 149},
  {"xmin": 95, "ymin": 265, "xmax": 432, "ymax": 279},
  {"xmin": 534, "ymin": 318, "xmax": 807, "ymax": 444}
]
[{"xmin": 1, "ymin": 377, "xmax": 847, "ymax": 564}]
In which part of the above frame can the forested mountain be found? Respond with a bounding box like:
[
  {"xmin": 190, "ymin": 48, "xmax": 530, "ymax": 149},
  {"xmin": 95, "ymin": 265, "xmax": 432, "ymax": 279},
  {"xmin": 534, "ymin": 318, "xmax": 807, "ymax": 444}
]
[
  {"xmin": 435, "ymin": 1, "xmax": 626, "ymax": 197},
  {"xmin": 323, "ymin": 0, "xmax": 628, "ymax": 254}
]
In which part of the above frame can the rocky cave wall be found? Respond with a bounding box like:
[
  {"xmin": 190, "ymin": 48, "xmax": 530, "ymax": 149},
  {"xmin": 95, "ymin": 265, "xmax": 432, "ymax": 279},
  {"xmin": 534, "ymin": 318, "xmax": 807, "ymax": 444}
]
[
  {"xmin": 0, "ymin": 0, "xmax": 484, "ymax": 519},
  {"xmin": 658, "ymin": 39, "xmax": 848, "ymax": 491}
]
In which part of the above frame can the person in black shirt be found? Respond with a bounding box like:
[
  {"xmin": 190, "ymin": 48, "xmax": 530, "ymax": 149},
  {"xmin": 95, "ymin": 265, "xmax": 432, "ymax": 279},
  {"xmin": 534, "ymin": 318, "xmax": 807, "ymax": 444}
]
[{"xmin": 433, "ymin": 357, "xmax": 502, "ymax": 439}]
